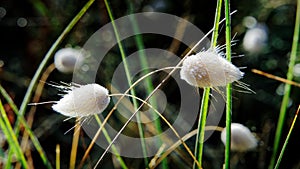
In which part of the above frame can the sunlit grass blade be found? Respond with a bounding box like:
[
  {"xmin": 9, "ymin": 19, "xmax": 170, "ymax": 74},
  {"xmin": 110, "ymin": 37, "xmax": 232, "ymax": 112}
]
[
  {"xmin": 0, "ymin": 99, "xmax": 28, "ymax": 168},
  {"xmin": 69, "ymin": 119, "xmax": 81, "ymax": 169},
  {"xmin": 56, "ymin": 144, "xmax": 60, "ymax": 169},
  {"xmin": 274, "ymin": 105, "xmax": 299, "ymax": 169}
]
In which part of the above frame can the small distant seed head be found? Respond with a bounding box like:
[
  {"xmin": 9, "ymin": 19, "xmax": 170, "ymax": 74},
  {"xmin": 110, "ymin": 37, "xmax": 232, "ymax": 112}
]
[
  {"xmin": 54, "ymin": 47, "xmax": 85, "ymax": 74},
  {"xmin": 221, "ymin": 123, "xmax": 258, "ymax": 152},
  {"xmin": 243, "ymin": 24, "xmax": 268, "ymax": 54},
  {"xmin": 180, "ymin": 50, "xmax": 244, "ymax": 88},
  {"xmin": 52, "ymin": 83, "xmax": 110, "ymax": 118}
]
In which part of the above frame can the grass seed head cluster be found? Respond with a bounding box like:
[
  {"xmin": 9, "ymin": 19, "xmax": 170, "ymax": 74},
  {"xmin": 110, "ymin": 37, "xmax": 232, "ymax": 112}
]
[
  {"xmin": 180, "ymin": 49, "xmax": 244, "ymax": 88},
  {"xmin": 221, "ymin": 123, "xmax": 258, "ymax": 152},
  {"xmin": 52, "ymin": 83, "xmax": 110, "ymax": 118}
]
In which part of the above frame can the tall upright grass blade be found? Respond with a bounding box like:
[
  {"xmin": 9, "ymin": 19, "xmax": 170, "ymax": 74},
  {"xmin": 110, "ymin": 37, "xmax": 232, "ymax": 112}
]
[
  {"xmin": 127, "ymin": 2, "xmax": 167, "ymax": 168},
  {"xmin": 224, "ymin": 0, "xmax": 233, "ymax": 168},
  {"xmin": 269, "ymin": 0, "xmax": 300, "ymax": 168},
  {"xmin": 193, "ymin": 0, "xmax": 222, "ymax": 168},
  {"xmin": 91, "ymin": 13, "xmax": 234, "ymax": 168},
  {"xmin": 103, "ymin": 0, "xmax": 149, "ymax": 166}
]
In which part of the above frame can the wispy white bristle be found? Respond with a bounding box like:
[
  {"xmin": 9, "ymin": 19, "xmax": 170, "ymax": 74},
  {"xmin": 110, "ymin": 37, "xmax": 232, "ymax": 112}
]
[
  {"xmin": 180, "ymin": 50, "xmax": 244, "ymax": 88},
  {"xmin": 221, "ymin": 123, "xmax": 258, "ymax": 152},
  {"xmin": 52, "ymin": 83, "xmax": 110, "ymax": 117}
]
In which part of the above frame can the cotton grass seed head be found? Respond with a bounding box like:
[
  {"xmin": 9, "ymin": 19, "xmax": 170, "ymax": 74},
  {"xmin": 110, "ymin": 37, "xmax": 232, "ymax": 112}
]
[
  {"xmin": 52, "ymin": 83, "xmax": 110, "ymax": 118},
  {"xmin": 54, "ymin": 47, "xmax": 85, "ymax": 74},
  {"xmin": 180, "ymin": 49, "xmax": 244, "ymax": 88},
  {"xmin": 221, "ymin": 123, "xmax": 258, "ymax": 152}
]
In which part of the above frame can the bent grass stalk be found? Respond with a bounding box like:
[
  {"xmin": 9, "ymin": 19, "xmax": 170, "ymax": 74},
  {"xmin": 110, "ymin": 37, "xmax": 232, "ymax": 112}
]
[
  {"xmin": 193, "ymin": 0, "xmax": 222, "ymax": 168},
  {"xmin": 78, "ymin": 67, "xmax": 179, "ymax": 167},
  {"xmin": 107, "ymin": 93, "xmax": 200, "ymax": 167},
  {"xmin": 269, "ymin": 1, "xmax": 300, "ymax": 168},
  {"xmin": 103, "ymin": 0, "xmax": 149, "ymax": 166},
  {"xmin": 151, "ymin": 126, "xmax": 224, "ymax": 169},
  {"xmin": 92, "ymin": 12, "xmax": 236, "ymax": 168}
]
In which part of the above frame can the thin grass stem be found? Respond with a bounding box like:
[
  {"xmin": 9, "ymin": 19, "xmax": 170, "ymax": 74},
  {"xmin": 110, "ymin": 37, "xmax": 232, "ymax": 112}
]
[
  {"xmin": 103, "ymin": 0, "xmax": 149, "ymax": 166},
  {"xmin": 0, "ymin": 84, "xmax": 52, "ymax": 169},
  {"xmin": 224, "ymin": 0, "xmax": 233, "ymax": 168},
  {"xmin": 269, "ymin": 1, "xmax": 300, "ymax": 168},
  {"xmin": 89, "ymin": 13, "xmax": 234, "ymax": 168},
  {"xmin": 193, "ymin": 0, "xmax": 222, "ymax": 168},
  {"xmin": 108, "ymin": 93, "xmax": 200, "ymax": 168},
  {"xmin": 56, "ymin": 144, "xmax": 60, "ymax": 169},
  {"xmin": 0, "ymin": 99, "xmax": 28, "ymax": 168},
  {"xmin": 194, "ymin": 88, "xmax": 210, "ymax": 168},
  {"xmin": 274, "ymin": 105, "xmax": 299, "ymax": 169},
  {"xmin": 8, "ymin": 0, "xmax": 95, "ymax": 167},
  {"xmin": 69, "ymin": 119, "xmax": 81, "ymax": 169},
  {"xmin": 127, "ymin": 2, "xmax": 167, "ymax": 167}
]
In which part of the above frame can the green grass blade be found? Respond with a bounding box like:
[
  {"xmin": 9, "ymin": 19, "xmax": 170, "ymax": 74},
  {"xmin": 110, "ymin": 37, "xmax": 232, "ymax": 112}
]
[
  {"xmin": 0, "ymin": 99, "xmax": 28, "ymax": 168},
  {"xmin": 224, "ymin": 0, "xmax": 233, "ymax": 168},
  {"xmin": 193, "ymin": 0, "xmax": 222, "ymax": 168},
  {"xmin": 17, "ymin": 0, "xmax": 96, "ymax": 132},
  {"xmin": 269, "ymin": 1, "xmax": 300, "ymax": 168},
  {"xmin": 56, "ymin": 144, "xmax": 60, "ymax": 169},
  {"xmin": 6, "ymin": 0, "xmax": 95, "ymax": 166},
  {"xmin": 194, "ymin": 88, "xmax": 210, "ymax": 169},
  {"xmin": 104, "ymin": 0, "xmax": 149, "ymax": 166},
  {"xmin": 94, "ymin": 115, "xmax": 128, "ymax": 169},
  {"xmin": 127, "ymin": 2, "xmax": 167, "ymax": 168},
  {"xmin": 274, "ymin": 105, "xmax": 299, "ymax": 169},
  {"xmin": 0, "ymin": 84, "xmax": 52, "ymax": 168}
]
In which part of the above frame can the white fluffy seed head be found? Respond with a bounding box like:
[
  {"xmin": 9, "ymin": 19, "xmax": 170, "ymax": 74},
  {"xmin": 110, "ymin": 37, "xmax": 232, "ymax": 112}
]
[
  {"xmin": 54, "ymin": 47, "xmax": 85, "ymax": 74},
  {"xmin": 243, "ymin": 24, "xmax": 268, "ymax": 54},
  {"xmin": 180, "ymin": 50, "xmax": 244, "ymax": 88},
  {"xmin": 221, "ymin": 123, "xmax": 258, "ymax": 152},
  {"xmin": 52, "ymin": 83, "xmax": 110, "ymax": 118}
]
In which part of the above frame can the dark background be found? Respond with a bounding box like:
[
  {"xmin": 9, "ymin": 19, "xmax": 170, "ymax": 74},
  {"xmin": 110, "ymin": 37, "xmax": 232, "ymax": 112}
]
[{"xmin": 0, "ymin": 0, "xmax": 299, "ymax": 169}]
